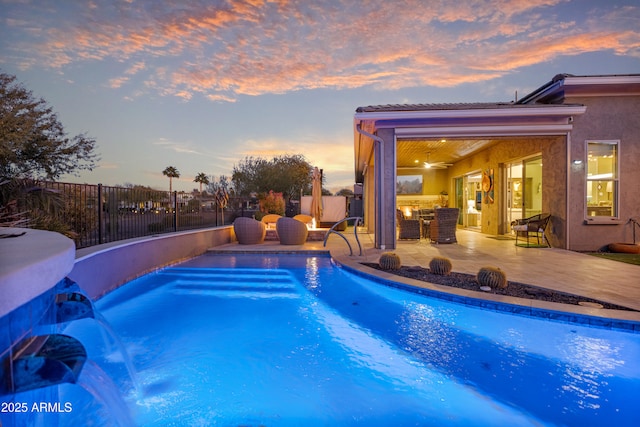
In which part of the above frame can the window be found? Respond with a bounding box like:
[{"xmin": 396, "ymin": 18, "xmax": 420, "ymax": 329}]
[{"xmin": 586, "ymin": 140, "xmax": 618, "ymax": 218}]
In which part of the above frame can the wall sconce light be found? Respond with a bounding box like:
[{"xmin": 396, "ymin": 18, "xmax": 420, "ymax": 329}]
[{"xmin": 572, "ymin": 160, "xmax": 583, "ymax": 165}]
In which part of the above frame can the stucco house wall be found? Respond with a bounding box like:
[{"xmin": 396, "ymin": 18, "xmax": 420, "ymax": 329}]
[{"xmin": 567, "ymin": 95, "xmax": 640, "ymax": 251}]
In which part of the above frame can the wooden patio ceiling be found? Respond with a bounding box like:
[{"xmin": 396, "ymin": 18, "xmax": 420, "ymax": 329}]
[{"xmin": 396, "ymin": 138, "xmax": 500, "ymax": 169}]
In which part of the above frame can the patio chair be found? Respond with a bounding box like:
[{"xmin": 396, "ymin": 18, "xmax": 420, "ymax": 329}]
[
  {"xmin": 233, "ymin": 217, "xmax": 266, "ymax": 245},
  {"xmin": 511, "ymin": 213, "xmax": 551, "ymax": 247},
  {"xmin": 396, "ymin": 209, "xmax": 421, "ymax": 240},
  {"xmin": 419, "ymin": 209, "xmax": 435, "ymax": 239},
  {"xmin": 261, "ymin": 214, "xmax": 282, "ymax": 229},
  {"xmin": 429, "ymin": 208, "xmax": 460, "ymax": 244},
  {"xmin": 293, "ymin": 214, "xmax": 313, "ymax": 226},
  {"xmin": 276, "ymin": 217, "xmax": 308, "ymax": 245}
]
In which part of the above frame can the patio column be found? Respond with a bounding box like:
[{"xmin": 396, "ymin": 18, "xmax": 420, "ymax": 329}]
[{"xmin": 375, "ymin": 128, "xmax": 396, "ymax": 249}]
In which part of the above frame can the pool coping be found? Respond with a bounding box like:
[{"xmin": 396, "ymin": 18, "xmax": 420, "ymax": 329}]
[
  {"xmin": 334, "ymin": 256, "xmax": 640, "ymax": 333},
  {"xmin": 0, "ymin": 227, "xmax": 75, "ymax": 319}
]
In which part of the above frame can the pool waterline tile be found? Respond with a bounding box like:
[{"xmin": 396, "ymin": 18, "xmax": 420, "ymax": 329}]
[{"xmin": 339, "ymin": 260, "xmax": 640, "ymax": 332}]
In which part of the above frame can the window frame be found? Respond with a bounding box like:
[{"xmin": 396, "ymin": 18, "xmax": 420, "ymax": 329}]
[{"xmin": 584, "ymin": 139, "xmax": 619, "ymax": 220}]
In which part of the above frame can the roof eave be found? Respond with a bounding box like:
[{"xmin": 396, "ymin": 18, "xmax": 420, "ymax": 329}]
[
  {"xmin": 518, "ymin": 74, "xmax": 640, "ymax": 104},
  {"xmin": 353, "ymin": 105, "xmax": 586, "ymax": 122}
]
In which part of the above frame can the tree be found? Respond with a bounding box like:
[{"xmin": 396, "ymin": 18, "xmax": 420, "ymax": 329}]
[
  {"xmin": 270, "ymin": 155, "xmax": 314, "ymax": 200},
  {"xmin": 231, "ymin": 154, "xmax": 313, "ymax": 200},
  {"xmin": 119, "ymin": 183, "xmax": 165, "ymax": 206},
  {"xmin": 206, "ymin": 175, "xmax": 231, "ymax": 194},
  {"xmin": 230, "ymin": 156, "xmax": 268, "ymax": 196},
  {"xmin": 0, "ymin": 72, "xmax": 98, "ymax": 180},
  {"xmin": 193, "ymin": 172, "xmax": 210, "ymax": 194},
  {"xmin": 162, "ymin": 166, "xmax": 180, "ymax": 193}
]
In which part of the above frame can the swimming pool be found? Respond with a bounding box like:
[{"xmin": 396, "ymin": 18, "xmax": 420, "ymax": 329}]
[{"xmin": 39, "ymin": 254, "xmax": 640, "ymax": 425}]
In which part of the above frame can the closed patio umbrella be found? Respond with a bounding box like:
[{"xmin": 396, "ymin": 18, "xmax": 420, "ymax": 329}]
[{"xmin": 311, "ymin": 167, "xmax": 323, "ymax": 226}]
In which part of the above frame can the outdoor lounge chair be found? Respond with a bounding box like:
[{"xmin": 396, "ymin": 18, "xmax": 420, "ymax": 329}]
[
  {"xmin": 233, "ymin": 217, "xmax": 266, "ymax": 245},
  {"xmin": 429, "ymin": 208, "xmax": 459, "ymax": 244},
  {"xmin": 261, "ymin": 214, "xmax": 282, "ymax": 229},
  {"xmin": 396, "ymin": 209, "xmax": 421, "ymax": 240},
  {"xmin": 511, "ymin": 213, "xmax": 551, "ymax": 247},
  {"xmin": 276, "ymin": 217, "xmax": 308, "ymax": 245},
  {"xmin": 293, "ymin": 214, "xmax": 313, "ymax": 226}
]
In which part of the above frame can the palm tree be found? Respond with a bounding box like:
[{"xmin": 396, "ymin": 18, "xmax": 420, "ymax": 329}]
[
  {"xmin": 194, "ymin": 172, "xmax": 210, "ymax": 194},
  {"xmin": 162, "ymin": 166, "xmax": 180, "ymax": 193}
]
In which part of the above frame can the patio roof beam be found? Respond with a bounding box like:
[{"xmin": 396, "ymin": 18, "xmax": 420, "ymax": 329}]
[{"xmin": 395, "ymin": 124, "xmax": 576, "ymax": 138}]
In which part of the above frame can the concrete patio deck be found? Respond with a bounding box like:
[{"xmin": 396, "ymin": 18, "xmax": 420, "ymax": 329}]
[{"xmin": 211, "ymin": 228, "xmax": 640, "ymax": 324}]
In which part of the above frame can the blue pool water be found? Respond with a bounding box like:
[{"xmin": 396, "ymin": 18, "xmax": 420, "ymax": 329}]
[{"xmin": 38, "ymin": 254, "xmax": 640, "ymax": 425}]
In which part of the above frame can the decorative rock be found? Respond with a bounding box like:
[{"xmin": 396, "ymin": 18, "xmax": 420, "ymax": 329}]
[
  {"xmin": 525, "ymin": 288, "xmax": 553, "ymax": 297},
  {"xmin": 578, "ymin": 301, "xmax": 604, "ymax": 309}
]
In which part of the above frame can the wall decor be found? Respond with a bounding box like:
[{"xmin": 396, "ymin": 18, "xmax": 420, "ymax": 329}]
[
  {"xmin": 396, "ymin": 175, "xmax": 423, "ymax": 194},
  {"xmin": 482, "ymin": 168, "xmax": 494, "ymax": 204}
]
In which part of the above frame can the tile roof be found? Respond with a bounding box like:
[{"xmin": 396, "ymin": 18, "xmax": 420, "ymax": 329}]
[
  {"xmin": 355, "ymin": 102, "xmax": 576, "ymax": 113},
  {"xmin": 357, "ymin": 74, "xmax": 640, "ymax": 112}
]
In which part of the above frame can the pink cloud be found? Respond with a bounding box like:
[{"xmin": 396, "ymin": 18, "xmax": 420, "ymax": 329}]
[
  {"xmin": 108, "ymin": 76, "xmax": 129, "ymax": 89},
  {"xmin": 4, "ymin": 0, "xmax": 639, "ymax": 99}
]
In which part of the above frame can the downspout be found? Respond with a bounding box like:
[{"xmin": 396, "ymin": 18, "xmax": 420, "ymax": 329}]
[
  {"xmin": 566, "ymin": 131, "xmax": 571, "ymax": 250},
  {"xmin": 356, "ymin": 124, "xmax": 387, "ymax": 249}
]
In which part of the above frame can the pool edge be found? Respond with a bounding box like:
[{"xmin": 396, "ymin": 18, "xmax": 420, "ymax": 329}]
[{"xmin": 333, "ymin": 257, "xmax": 640, "ymax": 333}]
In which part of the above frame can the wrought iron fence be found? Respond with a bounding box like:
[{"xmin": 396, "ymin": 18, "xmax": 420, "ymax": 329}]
[{"xmin": 31, "ymin": 182, "xmax": 251, "ymax": 249}]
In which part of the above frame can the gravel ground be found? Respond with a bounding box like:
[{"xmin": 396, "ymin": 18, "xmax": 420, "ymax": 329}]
[{"xmin": 362, "ymin": 263, "xmax": 636, "ymax": 311}]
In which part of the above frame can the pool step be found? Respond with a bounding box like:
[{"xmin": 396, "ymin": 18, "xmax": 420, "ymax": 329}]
[{"xmin": 160, "ymin": 267, "xmax": 300, "ymax": 299}]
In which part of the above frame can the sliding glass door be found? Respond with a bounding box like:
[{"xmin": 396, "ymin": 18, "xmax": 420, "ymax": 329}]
[
  {"xmin": 523, "ymin": 156, "xmax": 543, "ymax": 217},
  {"xmin": 455, "ymin": 173, "xmax": 482, "ymax": 229},
  {"xmin": 506, "ymin": 155, "xmax": 542, "ymax": 227}
]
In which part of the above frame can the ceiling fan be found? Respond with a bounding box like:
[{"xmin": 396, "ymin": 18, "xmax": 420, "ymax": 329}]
[
  {"xmin": 422, "ymin": 152, "xmax": 452, "ymax": 169},
  {"xmin": 397, "ymin": 152, "xmax": 453, "ymax": 170}
]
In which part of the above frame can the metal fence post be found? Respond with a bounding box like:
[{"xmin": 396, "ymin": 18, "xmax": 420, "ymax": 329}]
[
  {"xmin": 173, "ymin": 191, "xmax": 178, "ymax": 231},
  {"xmin": 97, "ymin": 183, "xmax": 103, "ymax": 244}
]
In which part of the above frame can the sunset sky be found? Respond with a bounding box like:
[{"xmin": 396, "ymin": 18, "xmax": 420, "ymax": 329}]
[{"xmin": 1, "ymin": 0, "xmax": 639, "ymax": 192}]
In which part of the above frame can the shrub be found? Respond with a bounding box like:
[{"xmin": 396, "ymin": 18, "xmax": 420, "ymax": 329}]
[
  {"xmin": 476, "ymin": 266, "xmax": 508, "ymax": 289},
  {"xmin": 429, "ymin": 257, "xmax": 452, "ymax": 275},
  {"xmin": 379, "ymin": 252, "xmax": 401, "ymax": 270},
  {"xmin": 259, "ymin": 190, "xmax": 285, "ymax": 215}
]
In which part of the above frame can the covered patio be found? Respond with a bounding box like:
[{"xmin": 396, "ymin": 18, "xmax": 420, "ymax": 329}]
[
  {"xmin": 353, "ymin": 74, "xmax": 640, "ymax": 253},
  {"xmin": 353, "ymin": 102, "xmax": 584, "ymax": 251}
]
